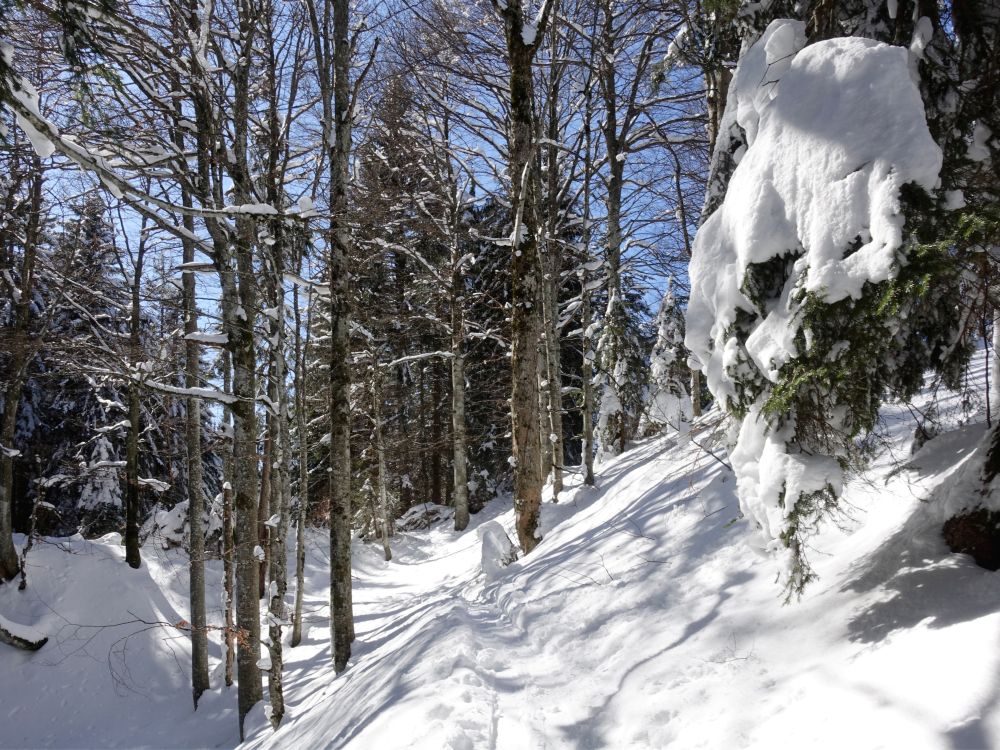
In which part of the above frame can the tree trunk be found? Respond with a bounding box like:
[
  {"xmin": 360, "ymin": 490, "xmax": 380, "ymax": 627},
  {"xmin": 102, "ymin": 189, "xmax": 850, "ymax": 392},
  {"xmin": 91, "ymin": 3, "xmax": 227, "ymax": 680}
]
[
  {"xmin": 581, "ymin": 279, "xmax": 596, "ymax": 487},
  {"xmin": 431, "ymin": 367, "xmax": 443, "ymax": 506},
  {"xmin": 265, "ymin": 221, "xmax": 292, "ymax": 727},
  {"xmin": 291, "ymin": 284, "xmax": 311, "ymax": 648},
  {"xmin": 223, "ymin": 478, "xmax": 235, "ymax": 688},
  {"xmin": 373, "ymin": 373, "xmax": 392, "ymax": 561},
  {"xmin": 543, "ymin": 42, "xmax": 564, "ymax": 501},
  {"xmin": 451, "ymin": 317, "xmax": 470, "ymax": 531},
  {"xmin": 258, "ymin": 410, "xmax": 272, "ymax": 599},
  {"xmin": 228, "ymin": 23, "xmax": 264, "ymax": 728},
  {"xmin": 0, "ymin": 166, "xmax": 42, "ymax": 581},
  {"xmin": 497, "ymin": 0, "xmax": 554, "ymax": 554},
  {"xmin": 328, "ymin": 0, "xmax": 355, "ymax": 674},
  {"xmin": 124, "ymin": 232, "xmax": 145, "ymax": 570},
  {"xmin": 580, "ymin": 80, "xmax": 596, "ymax": 488}
]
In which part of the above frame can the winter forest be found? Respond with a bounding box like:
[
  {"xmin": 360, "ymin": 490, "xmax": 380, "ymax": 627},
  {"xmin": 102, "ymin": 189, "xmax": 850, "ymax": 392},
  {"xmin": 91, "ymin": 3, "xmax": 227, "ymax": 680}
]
[{"xmin": 1, "ymin": 0, "xmax": 999, "ymax": 747}]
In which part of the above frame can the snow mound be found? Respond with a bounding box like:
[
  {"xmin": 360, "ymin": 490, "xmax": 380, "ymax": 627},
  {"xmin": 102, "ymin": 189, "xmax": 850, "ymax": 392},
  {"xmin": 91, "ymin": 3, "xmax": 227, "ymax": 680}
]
[{"xmin": 477, "ymin": 521, "xmax": 518, "ymax": 581}]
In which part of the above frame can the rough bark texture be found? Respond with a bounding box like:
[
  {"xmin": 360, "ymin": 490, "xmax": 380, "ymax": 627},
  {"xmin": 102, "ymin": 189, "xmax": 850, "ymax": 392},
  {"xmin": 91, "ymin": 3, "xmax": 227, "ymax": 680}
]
[
  {"xmin": 597, "ymin": 0, "xmax": 627, "ymax": 457},
  {"xmin": 223, "ymin": 478, "xmax": 235, "ymax": 688},
  {"xmin": 169, "ymin": 28, "xmax": 209, "ymax": 705},
  {"xmin": 496, "ymin": 0, "xmax": 555, "ymax": 554},
  {"xmin": 581, "ymin": 278, "xmax": 596, "ymax": 487},
  {"xmin": 543, "ymin": 42, "xmax": 564, "ymax": 501},
  {"xmin": 265, "ymin": 229, "xmax": 292, "ymax": 727},
  {"xmin": 258, "ymin": 413, "xmax": 272, "ymax": 599},
  {"xmin": 182, "ymin": 235, "xmax": 209, "ymax": 707},
  {"xmin": 228, "ymin": 262, "xmax": 262, "ymax": 737},
  {"xmin": 451, "ymin": 326, "xmax": 469, "ymax": 531},
  {"xmin": 226, "ymin": 10, "xmax": 264, "ymax": 730},
  {"xmin": 124, "ymin": 236, "xmax": 144, "ymax": 570},
  {"xmin": 291, "ymin": 285, "xmax": 310, "ymax": 648},
  {"xmin": 373, "ymin": 377, "xmax": 393, "ymax": 562},
  {"xmin": 580, "ymin": 85, "xmax": 596, "ymax": 488},
  {"xmin": 0, "ymin": 167, "xmax": 42, "ymax": 581},
  {"xmin": 328, "ymin": 0, "xmax": 355, "ymax": 674}
]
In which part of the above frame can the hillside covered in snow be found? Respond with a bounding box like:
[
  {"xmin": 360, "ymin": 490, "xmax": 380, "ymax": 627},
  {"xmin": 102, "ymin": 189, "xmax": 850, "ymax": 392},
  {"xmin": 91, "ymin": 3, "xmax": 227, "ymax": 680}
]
[{"xmin": 3, "ymin": 361, "xmax": 998, "ymax": 749}]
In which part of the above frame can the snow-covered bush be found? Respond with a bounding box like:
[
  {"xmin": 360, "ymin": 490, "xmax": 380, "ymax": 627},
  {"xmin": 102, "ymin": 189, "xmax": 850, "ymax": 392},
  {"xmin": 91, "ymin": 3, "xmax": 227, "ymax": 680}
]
[{"xmin": 686, "ymin": 20, "xmax": 970, "ymax": 595}]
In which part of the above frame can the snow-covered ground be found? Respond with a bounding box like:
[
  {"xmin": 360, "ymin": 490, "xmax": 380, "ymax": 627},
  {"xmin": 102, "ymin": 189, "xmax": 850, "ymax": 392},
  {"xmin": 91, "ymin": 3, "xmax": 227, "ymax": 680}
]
[{"xmin": 2, "ymin": 364, "xmax": 999, "ymax": 749}]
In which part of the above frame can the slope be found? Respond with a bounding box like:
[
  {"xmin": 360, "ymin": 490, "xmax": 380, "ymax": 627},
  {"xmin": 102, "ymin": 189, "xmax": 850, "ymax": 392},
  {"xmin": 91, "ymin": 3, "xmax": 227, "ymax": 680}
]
[
  {"xmin": 247, "ymin": 369, "xmax": 1000, "ymax": 749},
  {"xmin": 1, "ymin": 362, "xmax": 998, "ymax": 749}
]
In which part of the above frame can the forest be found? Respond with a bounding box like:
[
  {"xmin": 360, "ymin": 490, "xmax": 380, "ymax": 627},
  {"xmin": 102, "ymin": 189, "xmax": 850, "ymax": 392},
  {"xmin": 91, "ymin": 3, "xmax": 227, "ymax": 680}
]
[{"xmin": 1, "ymin": 0, "xmax": 999, "ymax": 747}]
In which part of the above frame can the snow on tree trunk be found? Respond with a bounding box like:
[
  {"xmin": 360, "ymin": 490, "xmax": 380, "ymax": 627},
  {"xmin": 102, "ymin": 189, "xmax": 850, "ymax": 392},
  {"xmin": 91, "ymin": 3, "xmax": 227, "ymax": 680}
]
[{"xmin": 685, "ymin": 20, "xmax": 943, "ymax": 594}]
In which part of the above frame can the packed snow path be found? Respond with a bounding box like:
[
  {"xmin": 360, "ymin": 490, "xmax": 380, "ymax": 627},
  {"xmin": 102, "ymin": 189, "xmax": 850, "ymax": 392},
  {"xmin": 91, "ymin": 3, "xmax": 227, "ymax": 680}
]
[
  {"xmin": 253, "ymin": 413, "xmax": 1000, "ymax": 748},
  {"xmin": 3, "ymin": 382, "xmax": 1000, "ymax": 748}
]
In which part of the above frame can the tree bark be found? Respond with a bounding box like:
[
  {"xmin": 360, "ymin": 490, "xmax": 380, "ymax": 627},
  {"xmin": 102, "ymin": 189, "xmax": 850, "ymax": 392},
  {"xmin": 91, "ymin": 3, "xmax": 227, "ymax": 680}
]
[
  {"xmin": 124, "ymin": 229, "xmax": 145, "ymax": 570},
  {"xmin": 451, "ymin": 311, "xmax": 470, "ymax": 531},
  {"xmin": 495, "ymin": 0, "xmax": 556, "ymax": 554},
  {"xmin": 327, "ymin": 0, "xmax": 355, "ymax": 674},
  {"xmin": 258, "ymin": 410, "xmax": 272, "ymax": 599},
  {"xmin": 0, "ymin": 165, "xmax": 42, "ymax": 581},
  {"xmin": 543, "ymin": 32, "xmax": 564, "ymax": 501},
  {"xmin": 291, "ymin": 280, "xmax": 311, "ymax": 647}
]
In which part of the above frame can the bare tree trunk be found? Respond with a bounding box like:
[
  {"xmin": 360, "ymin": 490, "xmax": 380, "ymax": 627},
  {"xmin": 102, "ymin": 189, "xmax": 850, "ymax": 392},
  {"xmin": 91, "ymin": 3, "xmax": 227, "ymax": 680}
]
[
  {"xmin": 543, "ymin": 31, "xmax": 564, "ymax": 501},
  {"xmin": 258, "ymin": 409, "xmax": 273, "ymax": 599},
  {"xmin": 537, "ymin": 338, "xmax": 552, "ymax": 482},
  {"xmin": 327, "ymin": 0, "xmax": 355, "ymax": 674},
  {"xmin": 494, "ymin": 0, "xmax": 556, "ymax": 554},
  {"xmin": 168, "ymin": 20, "xmax": 209, "ymax": 703},
  {"xmin": 291, "ymin": 283, "xmax": 311, "ymax": 647},
  {"xmin": 581, "ymin": 278, "xmax": 596, "ymax": 487},
  {"xmin": 431, "ymin": 371, "xmax": 443, "ymax": 506},
  {"xmin": 372, "ymin": 372, "xmax": 392, "ymax": 561},
  {"xmin": 264, "ymin": 208, "xmax": 292, "ymax": 725},
  {"xmin": 180, "ymin": 208, "xmax": 209, "ymax": 711},
  {"xmin": 691, "ymin": 370, "xmax": 703, "ymax": 418},
  {"xmin": 124, "ymin": 224, "xmax": 147, "ymax": 570},
  {"xmin": 451, "ymin": 314, "xmax": 469, "ymax": 531},
  {"xmin": 223, "ymin": 477, "xmax": 235, "ymax": 688},
  {"xmin": 0, "ymin": 166, "xmax": 42, "ymax": 581},
  {"xmin": 227, "ymin": 10, "xmax": 264, "ymax": 728},
  {"xmin": 581, "ymin": 76, "xmax": 596, "ymax": 488}
]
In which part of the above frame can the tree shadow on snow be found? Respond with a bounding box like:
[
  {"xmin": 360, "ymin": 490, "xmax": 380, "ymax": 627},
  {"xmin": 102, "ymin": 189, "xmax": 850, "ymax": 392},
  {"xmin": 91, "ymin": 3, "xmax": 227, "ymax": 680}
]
[{"xmin": 841, "ymin": 505, "xmax": 1000, "ymax": 645}]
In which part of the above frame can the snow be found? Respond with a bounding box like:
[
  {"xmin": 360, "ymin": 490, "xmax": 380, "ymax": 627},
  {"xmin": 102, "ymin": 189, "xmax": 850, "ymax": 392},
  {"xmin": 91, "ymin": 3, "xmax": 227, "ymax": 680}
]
[
  {"xmin": 138, "ymin": 477, "xmax": 171, "ymax": 493},
  {"xmin": 686, "ymin": 22, "xmax": 943, "ymax": 574},
  {"xmin": 2, "ymin": 42, "xmax": 56, "ymax": 159},
  {"xmin": 520, "ymin": 21, "xmax": 537, "ymax": 46},
  {"xmin": 0, "ymin": 613, "xmax": 47, "ymax": 645},
  {"xmin": 3, "ymin": 359, "xmax": 999, "ymax": 749},
  {"xmin": 231, "ymin": 203, "xmax": 279, "ymax": 215},
  {"xmin": 184, "ymin": 331, "xmax": 229, "ymax": 345},
  {"xmin": 969, "ymin": 122, "xmax": 993, "ymax": 163},
  {"xmin": 477, "ymin": 521, "xmax": 518, "ymax": 581}
]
